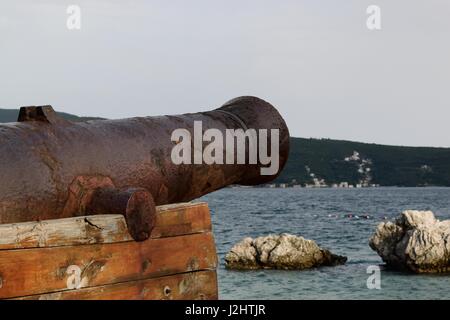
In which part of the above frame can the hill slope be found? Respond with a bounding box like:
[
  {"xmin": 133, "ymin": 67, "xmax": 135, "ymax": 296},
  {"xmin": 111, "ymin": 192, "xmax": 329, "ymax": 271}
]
[
  {"xmin": 2, "ymin": 108, "xmax": 449, "ymax": 187},
  {"xmin": 277, "ymin": 138, "xmax": 450, "ymax": 187}
]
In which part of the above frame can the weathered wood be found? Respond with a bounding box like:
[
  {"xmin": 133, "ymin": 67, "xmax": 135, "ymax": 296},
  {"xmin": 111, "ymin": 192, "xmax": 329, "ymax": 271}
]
[
  {"xmin": 0, "ymin": 232, "xmax": 217, "ymax": 299},
  {"xmin": 151, "ymin": 202, "xmax": 212, "ymax": 238},
  {"xmin": 0, "ymin": 202, "xmax": 210, "ymax": 250},
  {"xmin": 0, "ymin": 202, "xmax": 218, "ymax": 300},
  {"xmin": 15, "ymin": 270, "xmax": 218, "ymax": 300}
]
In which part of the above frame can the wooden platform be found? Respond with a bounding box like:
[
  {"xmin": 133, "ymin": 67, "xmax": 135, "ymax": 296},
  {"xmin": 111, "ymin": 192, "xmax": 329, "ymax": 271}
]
[{"xmin": 0, "ymin": 202, "xmax": 218, "ymax": 300}]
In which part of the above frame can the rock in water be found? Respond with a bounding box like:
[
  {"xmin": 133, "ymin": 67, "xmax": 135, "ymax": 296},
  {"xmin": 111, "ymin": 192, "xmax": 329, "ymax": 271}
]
[
  {"xmin": 369, "ymin": 210, "xmax": 450, "ymax": 273},
  {"xmin": 225, "ymin": 233, "xmax": 347, "ymax": 270}
]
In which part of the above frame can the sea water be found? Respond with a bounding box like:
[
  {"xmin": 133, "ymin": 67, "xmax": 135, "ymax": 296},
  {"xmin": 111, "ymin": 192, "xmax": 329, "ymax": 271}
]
[{"xmin": 199, "ymin": 187, "xmax": 450, "ymax": 299}]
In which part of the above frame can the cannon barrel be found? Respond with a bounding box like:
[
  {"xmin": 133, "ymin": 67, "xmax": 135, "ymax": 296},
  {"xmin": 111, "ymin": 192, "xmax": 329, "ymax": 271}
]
[{"xmin": 0, "ymin": 96, "xmax": 290, "ymax": 240}]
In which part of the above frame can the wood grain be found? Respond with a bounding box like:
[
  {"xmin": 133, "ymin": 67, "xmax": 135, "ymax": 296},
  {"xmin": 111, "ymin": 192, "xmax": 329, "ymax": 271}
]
[
  {"xmin": 15, "ymin": 270, "xmax": 218, "ymax": 300},
  {"xmin": 0, "ymin": 232, "xmax": 217, "ymax": 299},
  {"xmin": 0, "ymin": 202, "xmax": 210, "ymax": 250}
]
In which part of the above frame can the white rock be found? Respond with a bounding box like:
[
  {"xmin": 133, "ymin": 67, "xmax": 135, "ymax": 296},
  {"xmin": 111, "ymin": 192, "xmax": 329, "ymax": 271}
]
[
  {"xmin": 225, "ymin": 233, "xmax": 347, "ymax": 270},
  {"xmin": 369, "ymin": 210, "xmax": 450, "ymax": 273}
]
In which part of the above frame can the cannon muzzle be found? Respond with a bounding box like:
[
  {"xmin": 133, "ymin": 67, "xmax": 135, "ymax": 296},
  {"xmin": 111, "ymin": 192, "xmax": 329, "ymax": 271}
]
[{"xmin": 0, "ymin": 96, "xmax": 289, "ymax": 240}]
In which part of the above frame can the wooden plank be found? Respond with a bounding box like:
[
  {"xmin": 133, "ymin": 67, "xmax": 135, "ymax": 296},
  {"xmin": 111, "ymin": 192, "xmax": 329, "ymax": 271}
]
[
  {"xmin": 0, "ymin": 232, "xmax": 217, "ymax": 299},
  {"xmin": 15, "ymin": 270, "xmax": 218, "ymax": 300},
  {"xmin": 0, "ymin": 202, "xmax": 210, "ymax": 250},
  {"xmin": 152, "ymin": 202, "xmax": 211, "ymax": 238}
]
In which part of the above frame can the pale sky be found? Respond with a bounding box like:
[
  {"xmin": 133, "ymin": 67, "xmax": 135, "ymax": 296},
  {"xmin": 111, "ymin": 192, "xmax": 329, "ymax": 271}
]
[{"xmin": 1, "ymin": 1, "xmax": 449, "ymax": 147}]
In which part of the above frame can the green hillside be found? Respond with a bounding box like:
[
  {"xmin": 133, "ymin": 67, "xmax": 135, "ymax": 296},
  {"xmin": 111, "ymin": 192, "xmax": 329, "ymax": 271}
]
[
  {"xmin": 2, "ymin": 108, "xmax": 449, "ymax": 187},
  {"xmin": 277, "ymin": 138, "xmax": 450, "ymax": 187}
]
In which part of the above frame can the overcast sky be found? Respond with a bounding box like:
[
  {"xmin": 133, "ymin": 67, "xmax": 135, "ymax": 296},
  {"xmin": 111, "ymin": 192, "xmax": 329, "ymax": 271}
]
[{"xmin": 1, "ymin": 1, "xmax": 449, "ymax": 147}]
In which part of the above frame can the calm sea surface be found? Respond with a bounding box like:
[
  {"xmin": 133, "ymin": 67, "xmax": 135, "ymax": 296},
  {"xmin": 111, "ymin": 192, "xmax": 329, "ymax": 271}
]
[{"xmin": 199, "ymin": 187, "xmax": 450, "ymax": 300}]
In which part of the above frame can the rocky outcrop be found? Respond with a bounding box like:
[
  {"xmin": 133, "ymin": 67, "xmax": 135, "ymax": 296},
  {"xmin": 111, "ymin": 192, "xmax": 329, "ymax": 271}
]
[
  {"xmin": 224, "ymin": 233, "xmax": 347, "ymax": 270},
  {"xmin": 369, "ymin": 210, "xmax": 450, "ymax": 273}
]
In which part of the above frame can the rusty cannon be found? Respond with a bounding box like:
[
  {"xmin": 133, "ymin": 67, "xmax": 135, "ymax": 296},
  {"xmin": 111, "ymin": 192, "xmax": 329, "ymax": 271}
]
[{"xmin": 0, "ymin": 96, "xmax": 290, "ymax": 241}]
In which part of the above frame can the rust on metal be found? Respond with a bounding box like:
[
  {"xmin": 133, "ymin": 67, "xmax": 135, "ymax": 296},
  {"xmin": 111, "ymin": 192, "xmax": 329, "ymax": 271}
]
[
  {"xmin": 86, "ymin": 187, "xmax": 156, "ymax": 241},
  {"xmin": 0, "ymin": 96, "xmax": 290, "ymax": 241}
]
